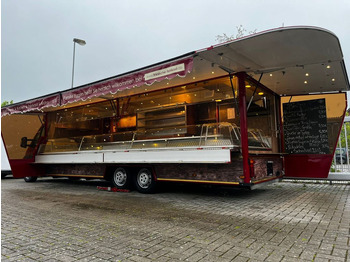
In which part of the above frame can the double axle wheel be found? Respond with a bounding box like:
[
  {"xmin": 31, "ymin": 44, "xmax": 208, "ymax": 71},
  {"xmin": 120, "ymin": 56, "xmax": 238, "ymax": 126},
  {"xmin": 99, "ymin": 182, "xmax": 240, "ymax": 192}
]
[
  {"xmin": 111, "ymin": 167, "xmax": 156, "ymax": 193},
  {"xmin": 112, "ymin": 167, "xmax": 130, "ymax": 189}
]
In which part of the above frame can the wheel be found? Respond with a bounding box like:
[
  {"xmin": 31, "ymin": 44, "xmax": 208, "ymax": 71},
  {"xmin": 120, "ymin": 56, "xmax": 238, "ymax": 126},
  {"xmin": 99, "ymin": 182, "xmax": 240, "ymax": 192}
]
[
  {"xmin": 134, "ymin": 168, "xmax": 156, "ymax": 193},
  {"xmin": 24, "ymin": 176, "xmax": 37, "ymax": 182},
  {"xmin": 112, "ymin": 167, "xmax": 131, "ymax": 189}
]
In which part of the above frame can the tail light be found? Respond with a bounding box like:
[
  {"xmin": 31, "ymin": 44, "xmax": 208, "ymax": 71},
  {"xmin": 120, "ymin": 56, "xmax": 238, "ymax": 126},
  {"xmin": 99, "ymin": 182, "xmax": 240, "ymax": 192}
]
[{"xmin": 249, "ymin": 159, "xmax": 255, "ymax": 178}]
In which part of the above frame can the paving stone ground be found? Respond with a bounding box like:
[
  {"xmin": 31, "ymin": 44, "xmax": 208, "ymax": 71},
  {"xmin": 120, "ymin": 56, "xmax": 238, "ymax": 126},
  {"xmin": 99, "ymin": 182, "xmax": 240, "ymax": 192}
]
[{"xmin": 1, "ymin": 177, "xmax": 350, "ymax": 262}]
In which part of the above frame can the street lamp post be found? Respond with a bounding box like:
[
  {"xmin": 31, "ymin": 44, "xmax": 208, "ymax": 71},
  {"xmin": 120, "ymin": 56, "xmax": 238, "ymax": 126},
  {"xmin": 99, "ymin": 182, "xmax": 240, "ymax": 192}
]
[{"xmin": 71, "ymin": 38, "xmax": 86, "ymax": 89}]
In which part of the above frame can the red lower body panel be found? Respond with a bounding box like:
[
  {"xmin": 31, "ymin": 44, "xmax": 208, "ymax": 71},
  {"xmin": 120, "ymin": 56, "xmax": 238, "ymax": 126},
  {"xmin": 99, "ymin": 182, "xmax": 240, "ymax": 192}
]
[
  {"xmin": 284, "ymin": 154, "xmax": 332, "ymax": 179},
  {"xmin": 9, "ymin": 159, "xmax": 44, "ymax": 178}
]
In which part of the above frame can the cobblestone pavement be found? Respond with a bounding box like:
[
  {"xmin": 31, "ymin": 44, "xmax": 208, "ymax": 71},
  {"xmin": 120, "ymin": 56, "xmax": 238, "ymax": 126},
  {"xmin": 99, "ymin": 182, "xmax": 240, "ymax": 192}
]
[{"xmin": 1, "ymin": 178, "xmax": 350, "ymax": 262}]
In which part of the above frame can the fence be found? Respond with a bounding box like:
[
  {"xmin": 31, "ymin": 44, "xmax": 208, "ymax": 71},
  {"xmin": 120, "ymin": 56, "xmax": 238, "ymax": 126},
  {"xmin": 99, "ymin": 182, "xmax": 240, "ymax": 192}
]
[{"xmin": 329, "ymin": 116, "xmax": 350, "ymax": 180}]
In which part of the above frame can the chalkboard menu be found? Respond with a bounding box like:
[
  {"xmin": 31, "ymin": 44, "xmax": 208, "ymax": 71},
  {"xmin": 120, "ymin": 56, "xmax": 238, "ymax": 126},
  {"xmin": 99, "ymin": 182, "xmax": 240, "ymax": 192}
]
[{"xmin": 283, "ymin": 99, "xmax": 329, "ymax": 154}]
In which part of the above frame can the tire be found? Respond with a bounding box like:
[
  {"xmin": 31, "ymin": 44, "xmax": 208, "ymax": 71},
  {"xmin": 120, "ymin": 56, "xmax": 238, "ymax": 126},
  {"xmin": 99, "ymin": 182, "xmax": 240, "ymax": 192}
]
[
  {"xmin": 112, "ymin": 167, "xmax": 131, "ymax": 189},
  {"xmin": 134, "ymin": 168, "xmax": 156, "ymax": 193},
  {"xmin": 24, "ymin": 176, "xmax": 38, "ymax": 183}
]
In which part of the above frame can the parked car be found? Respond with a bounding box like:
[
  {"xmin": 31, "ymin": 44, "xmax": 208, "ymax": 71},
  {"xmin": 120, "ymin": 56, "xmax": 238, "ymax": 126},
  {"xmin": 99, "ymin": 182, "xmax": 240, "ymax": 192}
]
[{"xmin": 335, "ymin": 148, "xmax": 347, "ymax": 164}]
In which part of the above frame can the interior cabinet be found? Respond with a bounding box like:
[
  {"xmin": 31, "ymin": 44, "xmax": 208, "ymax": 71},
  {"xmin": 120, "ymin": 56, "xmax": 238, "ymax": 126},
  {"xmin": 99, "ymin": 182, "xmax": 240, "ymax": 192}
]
[{"xmin": 137, "ymin": 105, "xmax": 187, "ymax": 136}]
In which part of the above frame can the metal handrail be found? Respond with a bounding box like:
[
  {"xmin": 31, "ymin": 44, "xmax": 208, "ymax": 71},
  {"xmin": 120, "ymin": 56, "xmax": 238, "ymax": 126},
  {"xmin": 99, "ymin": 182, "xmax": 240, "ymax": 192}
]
[
  {"xmin": 78, "ymin": 137, "xmax": 85, "ymax": 151},
  {"xmin": 41, "ymin": 122, "xmax": 278, "ymax": 154}
]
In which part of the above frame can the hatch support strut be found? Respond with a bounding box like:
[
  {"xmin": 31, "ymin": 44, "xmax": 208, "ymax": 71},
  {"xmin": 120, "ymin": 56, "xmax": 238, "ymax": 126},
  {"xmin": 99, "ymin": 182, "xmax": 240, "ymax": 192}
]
[
  {"xmin": 229, "ymin": 74, "xmax": 240, "ymax": 117},
  {"xmin": 247, "ymin": 73, "xmax": 263, "ymax": 112}
]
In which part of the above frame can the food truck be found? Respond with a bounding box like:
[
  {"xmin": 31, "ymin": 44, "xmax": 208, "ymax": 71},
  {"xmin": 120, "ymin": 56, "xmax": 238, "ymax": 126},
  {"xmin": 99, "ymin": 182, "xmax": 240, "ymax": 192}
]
[{"xmin": 2, "ymin": 26, "xmax": 349, "ymax": 193}]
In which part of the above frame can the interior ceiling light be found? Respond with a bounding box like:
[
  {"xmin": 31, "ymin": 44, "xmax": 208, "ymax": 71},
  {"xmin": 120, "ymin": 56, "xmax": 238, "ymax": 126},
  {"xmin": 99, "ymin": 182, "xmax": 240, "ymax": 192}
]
[
  {"xmin": 258, "ymin": 92, "xmax": 264, "ymax": 95},
  {"xmin": 304, "ymin": 81, "xmax": 308, "ymax": 84},
  {"xmin": 305, "ymin": 73, "xmax": 309, "ymax": 76},
  {"xmin": 332, "ymin": 78, "xmax": 336, "ymax": 82},
  {"xmin": 245, "ymin": 85, "xmax": 251, "ymax": 88},
  {"xmin": 327, "ymin": 65, "xmax": 331, "ymax": 69},
  {"xmin": 269, "ymin": 74, "xmax": 273, "ymax": 77}
]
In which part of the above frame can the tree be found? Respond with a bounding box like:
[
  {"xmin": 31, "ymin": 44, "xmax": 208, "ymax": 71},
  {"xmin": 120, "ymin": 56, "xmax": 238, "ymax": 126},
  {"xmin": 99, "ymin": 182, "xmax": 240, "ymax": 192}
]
[
  {"xmin": 216, "ymin": 25, "xmax": 257, "ymax": 43},
  {"xmin": 338, "ymin": 111, "xmax": 350, "ymax": 149},
  {"xmin": 1, "ymin": 100, "xmax": 13, "ymax": 107}
]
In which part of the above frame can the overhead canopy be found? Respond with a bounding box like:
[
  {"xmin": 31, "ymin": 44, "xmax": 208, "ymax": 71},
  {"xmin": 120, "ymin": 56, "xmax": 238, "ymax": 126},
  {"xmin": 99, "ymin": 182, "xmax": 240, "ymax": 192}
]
[
  {"xmin": 197, "ymin": 26, "xmax": 349, "ymax": 95},
  {"xmin": 2, "ymin": 26, "xmax": 349, "ymax": 116}
]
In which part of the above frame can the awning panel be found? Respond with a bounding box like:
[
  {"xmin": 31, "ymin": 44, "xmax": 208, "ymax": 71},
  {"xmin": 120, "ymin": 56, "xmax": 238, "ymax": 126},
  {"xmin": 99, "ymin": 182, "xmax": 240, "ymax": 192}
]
[
  {"xmin": 61, "ymin": 57, "xmax": 193, "ymax": 105},
  {"xmin": 197, "ymin": 26, "xmax": 349, "ymax": 95},
  {"xmin": 1, "ymin": 94, "xmax": 60, "ymax": 116}
]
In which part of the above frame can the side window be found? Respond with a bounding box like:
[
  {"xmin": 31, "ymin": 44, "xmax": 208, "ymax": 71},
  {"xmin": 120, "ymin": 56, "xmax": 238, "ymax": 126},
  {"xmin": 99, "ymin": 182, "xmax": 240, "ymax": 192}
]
[{"xmin": 245, "ymin": 81, "xmax": 278, "ymax": 152}]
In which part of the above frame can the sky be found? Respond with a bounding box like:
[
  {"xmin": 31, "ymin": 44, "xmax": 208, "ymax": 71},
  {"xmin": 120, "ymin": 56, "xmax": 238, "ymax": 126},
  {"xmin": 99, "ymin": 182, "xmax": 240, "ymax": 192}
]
[{"xmin": 1, "ymin": 0, "xmax": 350, "ymax": 104}]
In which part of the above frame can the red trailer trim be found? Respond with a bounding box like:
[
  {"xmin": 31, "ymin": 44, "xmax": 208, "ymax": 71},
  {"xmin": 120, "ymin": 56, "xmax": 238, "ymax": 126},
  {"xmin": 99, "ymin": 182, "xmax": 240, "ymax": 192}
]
[
  {"xmin": 237, "ymin": 72, "xmax": 251, "ymax": 184},
  {"xmin": 284, "ymin": 154, "xmax": 333, "ymax": 179},
  {"xmin": 9, "ymin": 159, "xmax": 44, "ymax": 178},
  {"xmin": 61, "ymin": 57, "xmax": 193, "ymax": 105},
  {"xmin": 1, "ymin": 94, "xmax": 60, "ymax": 116}
]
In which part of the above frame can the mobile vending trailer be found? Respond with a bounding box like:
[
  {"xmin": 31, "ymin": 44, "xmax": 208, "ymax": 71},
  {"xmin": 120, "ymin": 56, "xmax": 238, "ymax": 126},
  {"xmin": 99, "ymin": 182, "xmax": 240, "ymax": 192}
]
[{"xmin": 2, "ymin": 26, "xmax": 349, "ymax": 193}]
